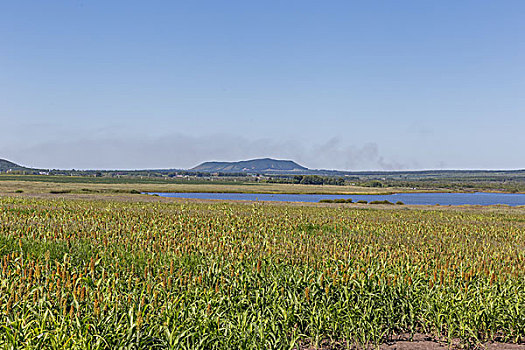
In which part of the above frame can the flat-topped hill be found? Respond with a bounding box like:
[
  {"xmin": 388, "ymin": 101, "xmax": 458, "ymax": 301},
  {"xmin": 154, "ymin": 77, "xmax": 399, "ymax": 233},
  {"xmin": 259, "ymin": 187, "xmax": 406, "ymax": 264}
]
[{"xmin": 191, "ymin": 158, "xmax": 308, "ymax": 173}]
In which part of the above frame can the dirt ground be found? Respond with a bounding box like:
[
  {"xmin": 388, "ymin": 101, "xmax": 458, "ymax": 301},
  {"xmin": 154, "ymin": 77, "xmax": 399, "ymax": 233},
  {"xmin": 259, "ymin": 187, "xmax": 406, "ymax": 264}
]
[{"xmin": 297, "ymin": 334, "xmax": 525, "ymax": 350}]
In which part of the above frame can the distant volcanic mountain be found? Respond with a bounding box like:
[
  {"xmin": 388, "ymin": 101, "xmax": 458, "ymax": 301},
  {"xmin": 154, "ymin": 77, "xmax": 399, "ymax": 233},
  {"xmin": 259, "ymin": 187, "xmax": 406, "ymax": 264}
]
[{"xmin": 191, "ymin": 158, "xmax": 308, "ymax": 173}]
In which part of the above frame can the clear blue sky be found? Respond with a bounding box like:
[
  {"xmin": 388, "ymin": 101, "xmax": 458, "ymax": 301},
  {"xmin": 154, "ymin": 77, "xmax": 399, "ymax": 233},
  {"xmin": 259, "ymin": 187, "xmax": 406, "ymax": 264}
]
[{"xmin": 1, "ymin": 1, "xmax": 524, "ymax": 170}]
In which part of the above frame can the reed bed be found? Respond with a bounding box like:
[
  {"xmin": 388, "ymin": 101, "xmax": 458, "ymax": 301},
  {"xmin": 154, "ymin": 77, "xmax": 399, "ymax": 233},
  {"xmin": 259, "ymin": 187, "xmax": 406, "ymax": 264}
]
[{"xmin": 0, "ymin": 197, "xmax": 524, "ymax": 349}]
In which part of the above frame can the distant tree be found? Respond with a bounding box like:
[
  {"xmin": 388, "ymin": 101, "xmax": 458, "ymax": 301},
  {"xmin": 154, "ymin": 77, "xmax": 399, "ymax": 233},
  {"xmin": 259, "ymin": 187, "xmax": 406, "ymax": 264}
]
[{"xmin": 365, "ymin": 180, "xmax": 383, "ymax": 188}]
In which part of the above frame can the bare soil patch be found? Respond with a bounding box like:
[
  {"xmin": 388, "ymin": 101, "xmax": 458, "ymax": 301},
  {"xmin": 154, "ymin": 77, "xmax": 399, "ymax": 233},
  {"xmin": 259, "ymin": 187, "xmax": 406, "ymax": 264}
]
[{"xmin": 295, "ymin": 334, "xmax": 525, "ymax": 350}]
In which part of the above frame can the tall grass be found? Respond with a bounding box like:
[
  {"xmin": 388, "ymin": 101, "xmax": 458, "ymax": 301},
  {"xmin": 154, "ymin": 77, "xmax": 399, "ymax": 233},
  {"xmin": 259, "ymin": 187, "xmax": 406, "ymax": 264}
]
[{"xmin": 0, "ymin": 197, "xmax": 524, "ymax": 348}]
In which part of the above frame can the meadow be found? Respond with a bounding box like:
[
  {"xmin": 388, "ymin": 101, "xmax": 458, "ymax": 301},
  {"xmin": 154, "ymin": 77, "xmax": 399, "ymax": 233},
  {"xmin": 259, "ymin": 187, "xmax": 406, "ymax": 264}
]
[
  {"xmin": 0, "ymin": 177, "xmax": 412, "ymax": 196},
  {"xmin": 0, "ymin": 195, "xmax": 524, "ymax": 349}
]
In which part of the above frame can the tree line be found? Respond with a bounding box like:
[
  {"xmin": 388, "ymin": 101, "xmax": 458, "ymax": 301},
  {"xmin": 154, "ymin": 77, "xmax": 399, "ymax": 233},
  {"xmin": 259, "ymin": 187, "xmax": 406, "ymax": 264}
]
[{"xmin": 265, "ymin": 175, "xmax": 346, "ymax": 186}]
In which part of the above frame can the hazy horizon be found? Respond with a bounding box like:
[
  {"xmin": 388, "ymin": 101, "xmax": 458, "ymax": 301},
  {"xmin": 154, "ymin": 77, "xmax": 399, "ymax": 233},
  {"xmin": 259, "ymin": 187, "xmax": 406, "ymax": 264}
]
[
  {"xmin": 1, "ymin": 1, "xmax": 524, "ymax": 171},
  {"xmin": 3, "ymin": 154, "xmax": 525, "ymax": 172}
]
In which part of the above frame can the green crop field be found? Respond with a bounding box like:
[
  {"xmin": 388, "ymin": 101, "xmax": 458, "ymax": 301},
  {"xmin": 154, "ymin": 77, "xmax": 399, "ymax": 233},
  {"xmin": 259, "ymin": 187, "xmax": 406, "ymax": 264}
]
[{"xmin": 0, "ymin": 196, "xmax": 524, "ymax": 349}]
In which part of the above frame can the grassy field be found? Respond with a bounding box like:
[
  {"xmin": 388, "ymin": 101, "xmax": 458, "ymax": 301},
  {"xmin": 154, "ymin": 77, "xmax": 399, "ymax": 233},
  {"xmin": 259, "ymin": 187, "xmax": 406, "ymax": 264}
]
[
  {"xmin": 0, "ymin": 194, "xmax": 524, "ymax": 349},
  {"xmin": 0, "ymin": 174, "xmax": 242, "ymax": 185},
  {"xmin": 0, "ymin": 178, "xmax": 426, "ymax": 196},
  {"xmin": 2, "ymin": 174, "xmax": 523, "ymax": 196}
]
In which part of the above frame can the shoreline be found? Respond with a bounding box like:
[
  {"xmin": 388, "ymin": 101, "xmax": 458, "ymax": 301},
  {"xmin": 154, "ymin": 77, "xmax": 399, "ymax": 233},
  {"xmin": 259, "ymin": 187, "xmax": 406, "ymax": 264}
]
[{"xmin": 144, "ymin": 188, "xmax": 525, "ymax": 195}]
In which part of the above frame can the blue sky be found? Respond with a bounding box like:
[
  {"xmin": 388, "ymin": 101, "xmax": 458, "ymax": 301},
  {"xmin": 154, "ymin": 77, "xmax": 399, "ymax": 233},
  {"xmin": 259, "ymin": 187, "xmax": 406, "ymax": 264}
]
[{"xmin": 1, "ymin": 1, "xmax": 524, "ymax": 170}]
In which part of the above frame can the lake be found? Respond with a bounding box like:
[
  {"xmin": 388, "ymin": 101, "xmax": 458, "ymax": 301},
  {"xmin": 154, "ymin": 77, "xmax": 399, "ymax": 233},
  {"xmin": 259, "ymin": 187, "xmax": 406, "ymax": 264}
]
[{"xmin": 148, "ymin": 192, "xmax": 525, "ymax": 206}]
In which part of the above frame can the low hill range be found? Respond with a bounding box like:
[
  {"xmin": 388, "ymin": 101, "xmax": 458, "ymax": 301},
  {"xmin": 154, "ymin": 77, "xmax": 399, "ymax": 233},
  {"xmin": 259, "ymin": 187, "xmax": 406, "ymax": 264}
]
[
  {"xmin": 2, "ymin": 157, "xmax": 525, "ymax": 180},
  {"xmin": 191, "ymin": 158, "xmax": 308, "ymax": 173},
  {"xmin": 0, "ymin": 157, "xmax": 310, "ymax": 175}
]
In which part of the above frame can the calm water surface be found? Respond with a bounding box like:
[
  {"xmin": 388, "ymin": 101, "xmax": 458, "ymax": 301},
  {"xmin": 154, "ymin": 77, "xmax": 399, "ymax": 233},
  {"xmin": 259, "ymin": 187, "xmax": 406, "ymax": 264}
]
[{"xmin": 148, "ymin": 192, "xmax": 525, "ymax": 206}]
